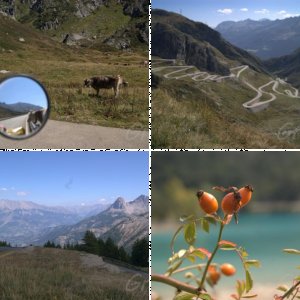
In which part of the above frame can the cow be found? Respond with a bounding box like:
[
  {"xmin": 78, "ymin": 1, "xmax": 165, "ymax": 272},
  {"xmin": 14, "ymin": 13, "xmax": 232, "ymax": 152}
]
[
  {"xmin": 83, "ymin": 75, "xmax": 128, "ymax": 98},
  {"xmin": 27, "ymin": 109, "xmax": 46, "ymax": 133}
]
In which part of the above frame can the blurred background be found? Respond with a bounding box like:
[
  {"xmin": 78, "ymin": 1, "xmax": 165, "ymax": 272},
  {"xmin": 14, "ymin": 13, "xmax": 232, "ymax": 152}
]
[{"xmin": 152, "ymin": 152, "xmax": 300, "ymax": 299}]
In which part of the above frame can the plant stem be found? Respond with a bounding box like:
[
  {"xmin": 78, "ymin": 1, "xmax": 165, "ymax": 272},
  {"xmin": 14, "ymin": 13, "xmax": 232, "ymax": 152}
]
[
  {"xmin": 282, "ymin": 281, "xmax": 300, "ymax": 299},
  {"xmin": 152, "ymin": 274, "xmax": 202, "ymax": 295},
  {"xmin": 199, "ymin": 220, "xmax": 225, "ymax": 289}
]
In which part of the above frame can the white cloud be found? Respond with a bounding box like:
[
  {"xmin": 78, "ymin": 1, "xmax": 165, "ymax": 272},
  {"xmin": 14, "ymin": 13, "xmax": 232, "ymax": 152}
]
[
  {"xmin": 277, "ymin": 11, "xmax": 300, "ymax": 18},
  {"xmin": 240, "ymin": 8, "xmax": 249, "ymax": 12},
  {"xmin": 217, "ymin": 8, "xmax": 233, "ymax": 15},
  {"xmin": 0, "ymin": 187, "xmax": 8, "ymax": 191},
  {"xmin": 17, "ymin": 191, "xmax": 28, "ymax": 196},
  {"xmin": 255, "ymin": 9, "xmax": 270, "ymax": 14},
  {"xmin": 278, "ymin": 10, "xmax": 287, "ymax": 15}
]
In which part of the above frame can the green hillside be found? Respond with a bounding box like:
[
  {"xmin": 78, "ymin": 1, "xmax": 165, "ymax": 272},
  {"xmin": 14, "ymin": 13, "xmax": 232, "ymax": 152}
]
[
  {"xmin": 0, "ymin": 14, "xmax": 148, "ymax": 130},
  {"xmin": 151, "ymin": 10, "xmax": 300, "ymax": 149}
]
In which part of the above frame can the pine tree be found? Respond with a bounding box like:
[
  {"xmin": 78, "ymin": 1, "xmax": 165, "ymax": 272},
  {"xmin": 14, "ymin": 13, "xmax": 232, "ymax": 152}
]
[{"xmin": 130, "ymin": 237, "xmax": 148, "ymax": 267}]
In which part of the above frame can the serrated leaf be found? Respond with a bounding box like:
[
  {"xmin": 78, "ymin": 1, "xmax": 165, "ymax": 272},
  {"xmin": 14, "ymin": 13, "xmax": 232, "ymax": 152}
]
[
  {"xmin": 245, "ymin": 270, "xmax": 253, "ymax": 293},
  {"xmin": 244, "ymin": 260, "xmax": 261, "ymax": 268},
  {"xmin": 283, "ymin": 249, "xmax": 300, "ymax": 255},
  {"xmin": 170, "ymin": 225, "xmax": 184, "ymax": 255},
  {"xmin": 277, "ymin": 285, "xmax": 288, "ymax": 292},
  {"xmin": 178, "ymin": 249, "xmax": 187, "ymax": 258},
  {"xmin": 173, "ymin": 292, "xmax": 195, "ymax": 300},
  {"xmin": 201, "ymin": 219, "xmax": 210, "ymax": 233},
  {"xmin": 184, "ymin": 222, "xmax": 196, "ymax": 245},
  {"xmin": 241, "ymin": 295, "xmax": 258, "ymax": 298},
  {"xmin": 191, "ymin": 249, "xmax": 206, "ymax": 260}
]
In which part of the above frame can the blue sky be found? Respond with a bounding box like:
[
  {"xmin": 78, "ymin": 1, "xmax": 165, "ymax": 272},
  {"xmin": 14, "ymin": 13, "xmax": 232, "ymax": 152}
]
[
  {"xmin": 0, "ymin": 77, "xmax": 48, "ymax": 108},
  {"xmin": 0, "ymin": 152, "xmax": 149, "ymax": 206},
  {"xmin": 152, "ymin": 0, "xmax": 300, "ymax": 27}
]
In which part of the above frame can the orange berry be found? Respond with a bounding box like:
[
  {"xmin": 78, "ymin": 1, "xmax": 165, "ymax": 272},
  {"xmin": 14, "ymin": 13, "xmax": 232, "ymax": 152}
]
[
  {"xmin": 197, "ymin": 191, "xmax": 218, "ymax": 214},
  {"xmin": 220, "ymin": 263, "xmax": 236, "ymax": 276},
  {"xmin": 238, "ymin": 185, "xmax": 253, "ymax": 207},
  {"xmin": 208, "ymin": 265, "xmax": 221, "ymax": 284},
  {"xmin": 221, "ymin": 192, "xmax": 241, "ymax": 215}
]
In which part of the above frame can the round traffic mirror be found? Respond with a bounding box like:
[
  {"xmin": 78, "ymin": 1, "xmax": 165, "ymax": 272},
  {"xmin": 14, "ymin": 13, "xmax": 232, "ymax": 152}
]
[{"xmin": 0, "ymin": 75, "xmax": 50, "ymax": 139}]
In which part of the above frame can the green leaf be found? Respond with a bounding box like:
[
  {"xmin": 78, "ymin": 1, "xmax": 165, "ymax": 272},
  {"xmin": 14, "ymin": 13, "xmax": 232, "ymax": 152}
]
[
  {"xmin": 283, "ymin": 249, "xmax": 300, "ymax": 255},
  {"xmin": 295, "ymin": 276, "xmax": 300, "ymax": 281},
  {"xmin": 236, "ymin": 280, "xmax": 246, "ymax": 297},
  {"xmin": 191, "ymin": 249, "xmax": 206, "ymax": 260},
  {"xmin": 201, "ymin": 219, "xmax": 210, "ymax": 233},
  {"xmin": 186, "ymin": 255, "xmax": 196, "ymax": 263},
  {"xmin": 184, "ymin": 222, "xmax": 196, "ymax": 245},
  {"xmin": 241, "ymin": 295, "xmax": 258, "ymax": 299},
  {"xmin": 245, "ymin": 270, "xmax": 253, "ymax": 293},
  {"xmin": 170, "ymin": 225, "xmax": 184, "ymax": 254},
  {"xmin": 277, "ymin": 285, "xmax": 288, "ymax": 292},
  {"xmin": 167, "ymin": 260, "xmax": 183, "ymax": 275},
  {"xmin": 173, "ymin": 292, "xmax": 195, "ymax": 300},
  {"xmin": 198, "ymin": 294, "xmax": 212, "ymax": 300},
  {"xmin": 219, "ymin": 240, "xmax": 237, "ymax": 250},
  {"xmin": 244, "ymin": 260, "xmax": 261, "ymax": 268},
  {"xmin": 204, "ymin": 215, "xmax": 218, "ymax": 225}
]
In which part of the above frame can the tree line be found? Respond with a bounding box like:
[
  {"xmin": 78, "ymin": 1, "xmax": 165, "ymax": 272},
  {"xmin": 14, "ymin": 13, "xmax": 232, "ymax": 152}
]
[{"xmin": 44, "ymin": 230, "xmax": 148, "ymax": 267}]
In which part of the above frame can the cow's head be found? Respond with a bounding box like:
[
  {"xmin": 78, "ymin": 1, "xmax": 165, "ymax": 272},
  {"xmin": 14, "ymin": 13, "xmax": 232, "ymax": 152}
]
[
  {"xmin": 117, "ymin": 75, "xmax": 129, "ymax": 88},
  {"xmin": 84, "ymin": 78, "xmax": 92, "ymax": 87}
]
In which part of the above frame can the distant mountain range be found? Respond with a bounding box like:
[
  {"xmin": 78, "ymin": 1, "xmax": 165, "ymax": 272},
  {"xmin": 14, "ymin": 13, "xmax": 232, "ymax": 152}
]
[
  {"xmin": 0, "ymin": 102, "xmax": 43, "ymax": 114},
  {"xmin": 264, "ymin": 48, "xmax": 300, "ymax": 88},
  {"xmin": 0, "ymin": 199, "xmax": 110, "ymax": 245},
  {"xmin": 216, "ymin": 17, "xmax": 300, "ymax": 59},
  {"xmin": 152, "ymin": 9, "xmax": 266, "ymax": 76},
  {"xmin": 36, "ymin": 195, "xmax": 149, "ymax": 251}
]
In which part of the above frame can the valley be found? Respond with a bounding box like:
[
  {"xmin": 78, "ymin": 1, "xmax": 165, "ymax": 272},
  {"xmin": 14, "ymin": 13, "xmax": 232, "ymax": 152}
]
[{"xmin": 151, "ymin": 9, "xmax": 300, "ymax": 149}]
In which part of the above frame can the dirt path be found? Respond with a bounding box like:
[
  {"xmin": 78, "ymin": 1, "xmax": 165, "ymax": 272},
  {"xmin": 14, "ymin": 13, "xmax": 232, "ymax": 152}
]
[
  {"xmin": 0, "ymin": 119, "xmax": 148, "ymax": 148},
  {"xmin": 80, "ymin": 253, "xmax": 148, "ymax": 278}
]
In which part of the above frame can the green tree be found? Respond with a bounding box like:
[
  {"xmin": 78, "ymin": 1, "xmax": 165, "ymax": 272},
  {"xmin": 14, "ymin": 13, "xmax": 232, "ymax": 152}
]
[
  {"xmin": 82, "ymin": 231, "xmax": 99, "ymax": 254},
  {"xmin": 131, "ymin": 238, "xmax": 148, "ymax": 267}
]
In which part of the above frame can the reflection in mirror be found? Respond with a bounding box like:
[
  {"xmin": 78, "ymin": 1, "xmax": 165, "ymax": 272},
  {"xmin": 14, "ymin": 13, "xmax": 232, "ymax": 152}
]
[{"xmin": 0, "ymin": 75, "xmax": 50, "ymax": 139}]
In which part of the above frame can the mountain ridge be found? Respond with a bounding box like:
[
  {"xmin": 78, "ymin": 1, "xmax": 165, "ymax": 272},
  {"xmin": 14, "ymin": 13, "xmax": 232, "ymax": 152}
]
[
  {"xmin": 216, "ymin": 17, "xmax": 300, "ymax": 59},
  {"xmin": 152, "ymin": 9, "xmax": 267, "ymax": 76}
]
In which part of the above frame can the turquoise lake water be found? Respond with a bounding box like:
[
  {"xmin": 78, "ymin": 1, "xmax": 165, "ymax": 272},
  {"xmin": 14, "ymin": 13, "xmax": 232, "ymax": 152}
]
[{"xmin": 152, "ymin": 214, "xmax": 300, "ymax": 299}]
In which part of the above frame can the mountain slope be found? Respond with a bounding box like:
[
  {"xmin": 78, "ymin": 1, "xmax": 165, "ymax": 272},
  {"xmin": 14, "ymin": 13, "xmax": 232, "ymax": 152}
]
[
  {"xmin": 37, "ymin": 195, "xmax": 149, "ymax": 251},
  {"xmin": 152, "ymin": 9, "xmax": 266, "ymax": 76},
  {"xmin": 264, "ymin": 48, "xmax": 300, "ymax": 88},
  {"xmin": 0, "ymin": 0, "xmax": 148, "ymax": 50},
  {"xmin": 216, "ymin": 17, "xmax": 300, "ymax": 59},
  {"xmin": 0, "ymin": 102, "xmax": 43, "ymax": 113}
]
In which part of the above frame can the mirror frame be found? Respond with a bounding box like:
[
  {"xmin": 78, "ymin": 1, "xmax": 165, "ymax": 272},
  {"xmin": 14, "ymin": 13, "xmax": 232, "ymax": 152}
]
[{"xmin": 0, "ymin": 74, "xmax": 51, "ymax": 140}]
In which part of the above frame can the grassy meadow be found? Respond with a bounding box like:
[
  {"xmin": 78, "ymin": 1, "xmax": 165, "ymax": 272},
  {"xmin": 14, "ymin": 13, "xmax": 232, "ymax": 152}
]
[
  {"xmin": 0, "ymin": 14, "xmax": 148, "ymax": 130},
  {"xmin": 152, "ymin": 64, "xmax": 300, "ymax": 148},
  {"xmin": 0, "ymin": 247, "xmax": 148, "ymax": 300}
]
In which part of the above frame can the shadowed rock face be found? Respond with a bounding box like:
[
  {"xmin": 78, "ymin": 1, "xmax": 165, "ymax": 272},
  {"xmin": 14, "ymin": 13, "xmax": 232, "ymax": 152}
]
[{"xmin": 152, "ymin": 9, "xmax": 267, "ymax": 75}]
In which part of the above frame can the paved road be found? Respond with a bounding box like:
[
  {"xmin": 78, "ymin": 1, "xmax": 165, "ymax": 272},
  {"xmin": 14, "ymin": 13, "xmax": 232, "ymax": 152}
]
[
  {"xmin": 0, "ymin": 114, "xmax": 29, "ymax": 130},
  {"xmin": 152, "ymin": 59, "xmax": 300, "ymax": 113},
  {"xmin": 0, "ymin": 120, "xmax": 148, "ymax": 149}
]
